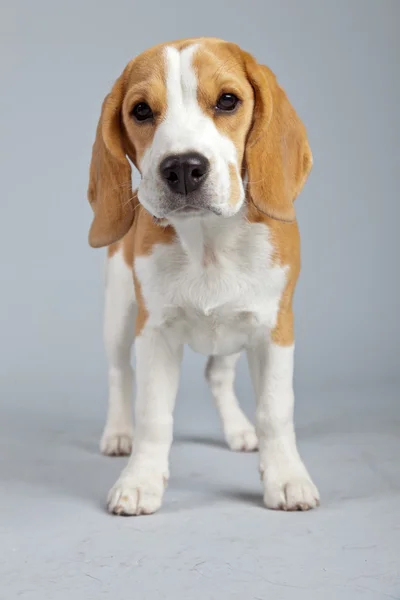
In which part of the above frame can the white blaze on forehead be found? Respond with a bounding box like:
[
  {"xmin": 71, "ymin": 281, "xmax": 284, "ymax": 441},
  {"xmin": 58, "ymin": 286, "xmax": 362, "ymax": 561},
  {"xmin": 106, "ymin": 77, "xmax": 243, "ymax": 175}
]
[
  {"xmin": 164, "ymin": 45, "xmax": 199, "ymax": 120},
  {"xmin": 161, "ymin": 44, "xmax": 215, "ymax": 155}
]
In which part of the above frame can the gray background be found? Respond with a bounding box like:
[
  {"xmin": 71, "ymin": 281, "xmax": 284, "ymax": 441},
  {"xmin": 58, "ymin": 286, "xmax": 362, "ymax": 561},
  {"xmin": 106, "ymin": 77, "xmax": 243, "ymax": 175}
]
[{"xmin": 1, "ymin": 1, "xmax": 399, "ymax": 599}]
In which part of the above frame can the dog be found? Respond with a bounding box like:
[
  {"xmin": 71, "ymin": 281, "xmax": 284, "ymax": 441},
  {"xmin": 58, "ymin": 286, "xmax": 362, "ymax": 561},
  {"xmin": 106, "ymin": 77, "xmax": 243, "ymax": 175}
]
[{"xmin": 87, "ymin": 37, "xmax": 319, "ymax": 515}]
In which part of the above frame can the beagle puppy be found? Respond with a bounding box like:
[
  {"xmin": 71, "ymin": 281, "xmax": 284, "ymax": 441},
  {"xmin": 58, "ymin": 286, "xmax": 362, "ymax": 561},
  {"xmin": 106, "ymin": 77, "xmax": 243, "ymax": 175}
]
[{"xmin": 87, "ymin": 37, "xmax": 319, "ymax": 515}]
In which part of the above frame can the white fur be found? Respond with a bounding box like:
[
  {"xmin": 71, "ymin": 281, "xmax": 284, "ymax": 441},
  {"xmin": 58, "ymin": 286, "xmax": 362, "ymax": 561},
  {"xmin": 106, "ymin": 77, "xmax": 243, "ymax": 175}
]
[
  {"xmin": 206, "ymin": 353, "xmax": 258, "ymax": 451},
  {"xmin": 101, "ymin": 251, "xmax": 135, "ymax": 456},
  {"xmin": 135, "ymin": 211, "xmax": 287, "ymax": 356},
  {"xmin": 108, "ymin": 327, "xmax": 183, "ymax": 515},
  {"xmin": 248, "ymin": 342, "xmax": 320, "ymax": 510},
  {"xmin": 138, "ymin": 44, "xmax": 244, "ymax": 219}
]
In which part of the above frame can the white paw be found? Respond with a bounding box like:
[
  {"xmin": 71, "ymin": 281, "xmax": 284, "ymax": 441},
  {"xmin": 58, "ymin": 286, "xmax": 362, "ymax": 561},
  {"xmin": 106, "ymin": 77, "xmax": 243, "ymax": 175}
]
[
  {"xmin": 263, "ymin": 471, "xmax": 320, "ymax": 511},
  {"xmin": 226, "ymin": 426, "xmax": 258, "ymax": 452},
  {"xmin": 107, "ymin": 476, "xmax": 165, "ymax": 516},
  {"xmin": 100, "ymin": 430, "xmax": 133, "ymax": 456}
]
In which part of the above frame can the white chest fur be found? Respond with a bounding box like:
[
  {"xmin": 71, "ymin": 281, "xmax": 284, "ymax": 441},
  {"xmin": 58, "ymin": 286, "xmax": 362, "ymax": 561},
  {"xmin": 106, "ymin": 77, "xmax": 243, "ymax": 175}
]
[{"xmin": 135, "ymin": 213, "xmax": 287, "ymax": 356}]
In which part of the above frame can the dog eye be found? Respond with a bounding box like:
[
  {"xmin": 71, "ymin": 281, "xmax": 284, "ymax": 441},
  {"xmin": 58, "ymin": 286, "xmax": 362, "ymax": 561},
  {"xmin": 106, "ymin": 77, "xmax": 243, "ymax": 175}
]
[
  {"xmin": 131, "ymin": 102, "xmax": 153, "ymax": 122},
  {"xmin": 216, "ymin": 93, "xmax": 239, "ymax": 112}
]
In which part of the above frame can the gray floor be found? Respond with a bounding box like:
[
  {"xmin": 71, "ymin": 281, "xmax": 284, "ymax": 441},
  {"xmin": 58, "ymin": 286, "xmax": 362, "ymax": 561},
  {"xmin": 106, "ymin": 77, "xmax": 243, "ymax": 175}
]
[{"xmin": 1, "ymin": 361, "xmax": 399, "ymax": 600}]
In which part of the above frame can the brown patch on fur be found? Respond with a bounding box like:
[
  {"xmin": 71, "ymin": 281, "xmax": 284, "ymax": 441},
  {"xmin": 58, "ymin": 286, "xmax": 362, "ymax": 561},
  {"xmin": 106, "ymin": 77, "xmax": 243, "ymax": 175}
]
[
  {"xmin": 228, "ymin": 163, "xmax": 241, "ymax": 206},
  {"xmin": 270, "ymin": 222, "xmax": 300, "ymax": 346},
  {"xmin": 107, "ymin": 241, "xmax": 120, "ymax": 258},
  {"xmin": 242, "ymin": 51, "xmax": 313, "ymax": 223},
  {"xmin": 133, "ymin": 269, "xmax": 149, "ymax": 337},
  {"xmin": 133, "ymin": 206, "xmax": 176, "ymax": 257}
]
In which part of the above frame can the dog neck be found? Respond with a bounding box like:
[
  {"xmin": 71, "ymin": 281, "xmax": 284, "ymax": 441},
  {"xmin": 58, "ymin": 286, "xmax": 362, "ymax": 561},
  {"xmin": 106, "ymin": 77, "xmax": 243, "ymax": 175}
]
[{"xmin": 169, "ymin": 208, "xmax": 246, "ymax": 267}]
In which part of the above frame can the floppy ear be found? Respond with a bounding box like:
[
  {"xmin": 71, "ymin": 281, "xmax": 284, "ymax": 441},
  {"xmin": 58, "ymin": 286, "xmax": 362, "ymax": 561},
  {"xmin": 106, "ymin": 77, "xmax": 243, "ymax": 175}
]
[
  {"xmin": 87, "ymin": 64, "xmax": 135, "ymax": 248},
  {"xmin": 243, "ymin": 52, "xmax": 313, "ymax": 222}
]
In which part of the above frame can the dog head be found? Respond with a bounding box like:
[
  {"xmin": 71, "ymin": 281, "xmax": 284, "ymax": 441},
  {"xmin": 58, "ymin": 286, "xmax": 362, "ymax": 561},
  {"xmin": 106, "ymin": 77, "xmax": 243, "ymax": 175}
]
[{"xmin": 88, "ymin": 38, "xmax": 312, "ymax": 247}]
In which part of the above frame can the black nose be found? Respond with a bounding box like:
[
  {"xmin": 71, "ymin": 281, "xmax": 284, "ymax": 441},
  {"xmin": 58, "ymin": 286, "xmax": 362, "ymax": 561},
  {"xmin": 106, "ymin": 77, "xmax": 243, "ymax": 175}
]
[{"xmin": 160, "ymin": 152, "xmax": 210, "ymax": 194}]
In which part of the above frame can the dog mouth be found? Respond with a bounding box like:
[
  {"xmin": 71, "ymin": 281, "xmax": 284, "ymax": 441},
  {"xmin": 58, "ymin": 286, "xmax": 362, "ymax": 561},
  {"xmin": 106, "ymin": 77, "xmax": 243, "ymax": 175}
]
[
  {"xmin": 139, "ymin": 186, "xmax": 227, "ymax": 220},
  {"xmin": 171, "ymin": 205, "xmax": 207, "ymax": 217},
  {"xmin": 162, "ymin": 200, "xmax": 225, "ymax": 219}
]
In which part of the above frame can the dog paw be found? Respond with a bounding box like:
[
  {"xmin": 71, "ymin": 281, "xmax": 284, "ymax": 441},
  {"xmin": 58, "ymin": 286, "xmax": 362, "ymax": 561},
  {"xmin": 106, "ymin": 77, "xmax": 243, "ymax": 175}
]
[
  {"xmin": 107, "ymin": 476, "xmax": 165, "ymax": 516},
  {"xmin": 100, "ymin": 430, "xmax": 133, "ymax": 456},
  {"xmin": 226, "ymin": 426, "xmax": 258, "ymax": 452},
  {"xmin": 263, "ymin": 472, "xmax": 320, "ymax": 511}
]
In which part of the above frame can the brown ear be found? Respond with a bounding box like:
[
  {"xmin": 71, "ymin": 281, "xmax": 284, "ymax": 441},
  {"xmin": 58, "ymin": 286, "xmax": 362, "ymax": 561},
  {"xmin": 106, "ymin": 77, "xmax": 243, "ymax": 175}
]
[
  {"xmin": 243, "ymin": 52, "xmax": 313, "ymax": 222},
  {"xmin": 87, "ymin": 64, "xmax": 135, "ymax": 248}
]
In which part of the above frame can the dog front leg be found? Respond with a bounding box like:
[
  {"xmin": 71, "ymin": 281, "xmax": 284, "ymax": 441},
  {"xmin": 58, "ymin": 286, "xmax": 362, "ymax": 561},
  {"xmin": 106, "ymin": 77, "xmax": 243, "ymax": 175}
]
[
  {"xmin": 107, "ymin": 324, "xmax": 183, "ymax": 516},
  {"xmin": 247, "ymin": 336, "xmax": 319, "ymax": 511}
]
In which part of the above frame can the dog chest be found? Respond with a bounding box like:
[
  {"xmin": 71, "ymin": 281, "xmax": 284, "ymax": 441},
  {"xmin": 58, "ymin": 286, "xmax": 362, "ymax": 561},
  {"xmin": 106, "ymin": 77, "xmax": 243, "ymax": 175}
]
[{"xmin": 135, "ymin": 220, "xmax": 288, "ymax": 354}]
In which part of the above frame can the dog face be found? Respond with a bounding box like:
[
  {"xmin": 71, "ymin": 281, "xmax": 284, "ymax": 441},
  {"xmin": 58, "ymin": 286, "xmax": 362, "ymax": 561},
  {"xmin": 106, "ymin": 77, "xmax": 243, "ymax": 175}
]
[
  {"xmin": 124, "ymin": 42, "xmax": 254, "ymax": 221},
  {"xmin": 88, "ymin": 38, "xmax": 312, "ymax": 247}
]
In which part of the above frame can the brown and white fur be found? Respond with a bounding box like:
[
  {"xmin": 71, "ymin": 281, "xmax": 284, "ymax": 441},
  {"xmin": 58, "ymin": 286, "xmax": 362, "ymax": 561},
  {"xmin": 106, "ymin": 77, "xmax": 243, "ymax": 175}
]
[{"xmin": 87, "ymin": 38, "xmax": 319, "ymax": 515}]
